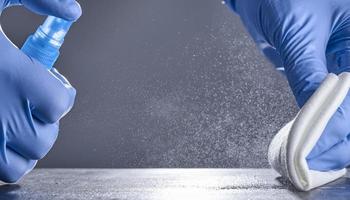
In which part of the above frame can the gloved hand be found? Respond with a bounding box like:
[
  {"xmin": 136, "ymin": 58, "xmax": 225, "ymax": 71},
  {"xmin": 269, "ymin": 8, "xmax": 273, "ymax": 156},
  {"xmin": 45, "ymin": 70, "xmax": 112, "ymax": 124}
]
[
  {"xmin": 226, "ymin": 0, "xmax": 350, "ymax": 171},
  {"xmin": 0, "ymin": 0, "xmax": 81, "ymax": 183}
]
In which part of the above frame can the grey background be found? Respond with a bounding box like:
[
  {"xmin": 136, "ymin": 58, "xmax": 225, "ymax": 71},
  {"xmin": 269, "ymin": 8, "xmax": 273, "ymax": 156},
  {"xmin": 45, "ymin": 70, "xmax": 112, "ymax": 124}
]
[{"xmin": 0, "ymin": 0, "xmax": 298, "ymax": 168}]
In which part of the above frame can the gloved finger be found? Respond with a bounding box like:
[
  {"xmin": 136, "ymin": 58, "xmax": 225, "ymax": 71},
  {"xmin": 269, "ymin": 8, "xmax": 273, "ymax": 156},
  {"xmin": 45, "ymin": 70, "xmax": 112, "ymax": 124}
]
[
  {"xmin": 307, "ymin": 23, "xmax": 350, "ymax": 160},
  {"xmin": 307, "ymin": 134, "xmax": 350, "ymax": 171},
  {"xmin": 307, "ymin": 92, "xmax": 350, "ymax": 159},
  {"xmin": 0, "ymin": 147, "xmax": 37, "ymax": 183},
  {"xmin": 238, "ymin": 1, "xmax": 330, "ymax": 107},
  {"xmin": 0, "ymin": 132, "xmax": 36, "ymax": 183},
  {"xmin": 50, "ymin": 68, "xmax": 73, "ymax": 86},
  {"xmin": 16, "ymin": 53, "xmax": 76, "ymax": 124},
  {"xmin": 326, "ymin": 20, "xmax": 350, "ymax": 74},
  {"xmin": 6, "ymin": 117, "xmax": 59, "ymax": 160},
  {"xmin": 272, "ymin": 14, "xmax": 330, "ymax": 107},
  {"xmin": 0, "ymin": 29, "xmax": 76, "ymax": 124},
  {"xmin": 6, "ymin": 0, "xmax": 82, "ymax": 21}
]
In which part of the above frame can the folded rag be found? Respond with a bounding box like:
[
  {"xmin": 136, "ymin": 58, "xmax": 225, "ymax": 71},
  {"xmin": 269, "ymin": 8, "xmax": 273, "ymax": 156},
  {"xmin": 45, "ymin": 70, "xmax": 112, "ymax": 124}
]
[{"xmin": 268, "ymin": 73, "xmax": 350, "ymax": 191}]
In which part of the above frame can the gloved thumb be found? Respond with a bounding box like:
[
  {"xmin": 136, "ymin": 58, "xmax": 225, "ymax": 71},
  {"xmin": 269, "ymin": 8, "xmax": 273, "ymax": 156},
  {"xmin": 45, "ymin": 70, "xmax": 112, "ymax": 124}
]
[{"xmin": 7, "ymin": 0, "xmax": 82, "ymax": 21}]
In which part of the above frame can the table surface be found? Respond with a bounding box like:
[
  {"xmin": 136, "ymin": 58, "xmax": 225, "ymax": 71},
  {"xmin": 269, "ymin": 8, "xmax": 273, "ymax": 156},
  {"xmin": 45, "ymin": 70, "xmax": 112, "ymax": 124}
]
[{"xmin": 0, "ymin": 169, "xmax": 349, "ymax": 200}]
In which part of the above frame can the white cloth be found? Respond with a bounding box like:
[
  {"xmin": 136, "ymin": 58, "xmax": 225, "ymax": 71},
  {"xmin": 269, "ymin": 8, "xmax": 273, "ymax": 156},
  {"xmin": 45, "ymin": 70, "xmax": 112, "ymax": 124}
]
[{"xmin": 268, "ymin": 73, "xmax": 350, "ymax": 191}]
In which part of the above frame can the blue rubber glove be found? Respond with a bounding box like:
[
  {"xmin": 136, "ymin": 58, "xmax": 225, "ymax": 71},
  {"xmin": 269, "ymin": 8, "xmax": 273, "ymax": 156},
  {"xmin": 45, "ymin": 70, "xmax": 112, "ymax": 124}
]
[
  {"xmin": 226, "ymin": 0, "xmax": 350, "ymax": 171},
  {"xmin": 0, "ymin": 0, "xmax": 81, "ymax": 183}
]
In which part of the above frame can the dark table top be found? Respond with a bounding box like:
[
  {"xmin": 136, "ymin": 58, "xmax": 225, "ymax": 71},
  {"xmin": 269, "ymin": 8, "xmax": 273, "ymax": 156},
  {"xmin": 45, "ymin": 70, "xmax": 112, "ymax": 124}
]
[{"xmin": 0, "ymin": 169, "xmax": 349, "ymax": 200}]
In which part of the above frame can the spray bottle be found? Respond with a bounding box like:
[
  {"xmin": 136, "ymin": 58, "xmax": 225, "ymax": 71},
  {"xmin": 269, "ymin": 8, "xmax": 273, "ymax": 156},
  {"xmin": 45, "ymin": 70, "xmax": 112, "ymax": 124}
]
[{"xmin": 21, "ymin": 16, "xmax": 74, "ymax": 69}]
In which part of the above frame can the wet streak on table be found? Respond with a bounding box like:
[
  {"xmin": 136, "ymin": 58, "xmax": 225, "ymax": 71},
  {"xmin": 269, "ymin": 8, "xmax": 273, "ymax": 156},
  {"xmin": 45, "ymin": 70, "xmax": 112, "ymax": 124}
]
[{"xmin": 0, "ymin": 169, "xmax": 349, "ymax": 200}]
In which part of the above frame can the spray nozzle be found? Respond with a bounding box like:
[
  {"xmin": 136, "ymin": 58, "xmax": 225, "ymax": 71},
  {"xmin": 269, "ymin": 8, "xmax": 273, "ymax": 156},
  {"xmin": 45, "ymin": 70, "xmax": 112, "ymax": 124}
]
[
  {"xmin": 39, "ymin": 16, "xmax": 73, "ymax": 47},
  {"xmin": 21, "ymin": 16, "xmax": 74, "ymax": 69}
]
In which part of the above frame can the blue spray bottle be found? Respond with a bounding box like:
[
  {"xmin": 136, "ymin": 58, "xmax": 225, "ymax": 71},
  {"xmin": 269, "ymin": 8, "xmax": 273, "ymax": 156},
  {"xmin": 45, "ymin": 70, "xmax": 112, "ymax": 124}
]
[{"xmin": 21, "ymin": 16, "xmax": 74, "ymax": 69}]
